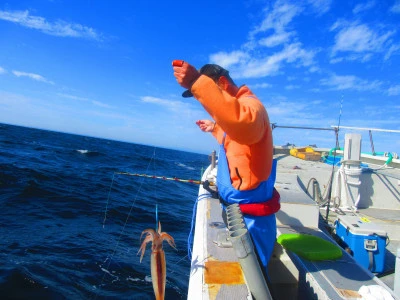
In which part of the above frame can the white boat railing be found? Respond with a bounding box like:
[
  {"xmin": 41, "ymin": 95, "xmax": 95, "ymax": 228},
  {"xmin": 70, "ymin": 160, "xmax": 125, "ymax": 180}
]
[
  {"xmin": 331, "ymin": 125, "xmax": 400, "ymax": 156},
  {"xmin": 395, "ymin": 249, "xmax": 400, "ymax": 296}
]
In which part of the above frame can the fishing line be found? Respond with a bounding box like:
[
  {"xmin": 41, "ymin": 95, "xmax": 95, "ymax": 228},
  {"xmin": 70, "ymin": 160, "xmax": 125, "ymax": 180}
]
[
  {"xmin": 95, "ymin": 148, "xmax": 158, "ymax": 299},
  {"xmin": 151, "ymin": 147, "xmax": 159, "ymax": 231},
  {"xmin": 156, "ymin": 204, "xmax": 159, "ymax": 231},
  {"xmin": 166, "ymin": 255, "xmax": 190, "ymax": 278},
  {"xmin": 174, "ymin": 254, "xmax": 189, "ymax": 266},
  {"xmin": 103, "ymin": 172, "xmax": 116, "ymax": 228},
  {"xmin": 100, "ymin": 146, "xmax": 203, "ymax": 296}
]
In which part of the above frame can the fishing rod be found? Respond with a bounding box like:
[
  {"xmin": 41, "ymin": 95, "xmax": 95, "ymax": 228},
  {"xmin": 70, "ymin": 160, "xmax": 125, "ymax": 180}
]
[
  {"xmin": 115, "ymin": 172, "xmax": 215, "ymax": 186},
  {"xmin": 325, "ymin": 95, "xmax": 344, "ymax": 221}
]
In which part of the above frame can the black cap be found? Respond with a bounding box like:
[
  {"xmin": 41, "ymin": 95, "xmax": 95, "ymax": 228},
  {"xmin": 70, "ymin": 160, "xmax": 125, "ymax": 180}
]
[{"xmin": 182, "ymin": 64, "xmax": 229, "ymax": 98}]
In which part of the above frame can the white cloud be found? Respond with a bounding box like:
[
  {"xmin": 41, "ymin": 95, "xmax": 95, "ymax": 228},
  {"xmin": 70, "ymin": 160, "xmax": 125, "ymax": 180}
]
[
  {"xmin": 0, "ymin": 10, "xmax": 101, "ymax": 40},
  {"xmin": 329, "ymin": 57, "xmax": 344, "ymax": 64},
  {"xmin": 384, "ymin": 44, "xmax": 400, "ymax": 60},
  {"xmin": 352, "ymin": 1, "xmax": 376, "ymax": 14},
  {"xmin": 308, "ymin": 66, "xmax": 320, "ymax": 73},
  {"xmin": 209, "ymin": 1, "xmax": 321, "ymax": 80},
  {"xmin": 330, "ymin": 52, "xmax": 373, "ymax": 64},
  {"xmin": 245, "ymin": 43, "xmax": 316, "ymax": 78},
  {"xmin": 12, "ymin": 70, "xmax": 54, "ymax": 84},
  {"xmin": 212, "ymin": 43, "xmax": 317, "ymax": 79},
  {"xmin": 141, "ymin": 96, "xmax": 177, "ymax": 106},
  {"xmin": 0, "ymin": 66, "xmax": 6, "ymax": 74},
  {"xmin": 140, "ymin": 96, "xmax": 200, "ymax": 116},
  {"xmin": 251, "ymin": 1, "xmax": 302, "ymax": 35},
  {"xmin": 57, "ymin": 93, "xmax": 90, "ymax": 102},
  {"xmin": 248, "ymin": 1, "xmax": 301, "ymax": 51},
  {"xmin": 307, "ymin": 0, "xmax": 332, "ymax": 15},
  {"xmin": 259, "ymin": 32, "xmax": 292, "ymax": 48},
  {"xmin": 390, "ymin": 1, "xmax": 400, "ymax": 13},
  {"xmin": 388, "ymin": 85, "xmax": 400, "ymax": 96},
  {"xmin": 209, "ymin": 51, "xmax": 249, "ymax": 69},
  {"xmin": 311, "ymin": 99, "xmax": 323, "ymax": 105},
  {"xmin": 57, "ymin": 93, "xmax": 114, "ymax": 108},
  {"xmin": 331, "ymin": 22, "xmax": 394, "ymax": 54},
  {"xmin": 266, "ymin": 98, "xmax": 325, "ymax": 127},
  {"xmin": 91, "ymin": 100, "xmax": 114, "ymax": 109},
  {"xmin": 320, "ymin": 74, "xmax": 382, "ymax": 91},
  {"xmin": 250, "ymin": 82, "xmax": 273, "ymax": 89},
  {"xmin": 0, "ymin": 91, "xmax": 32, "ymax": 108},
  {"xmin": 252, "ymin": 0, "xmax": 331, "ymax": 39},
  {"xmin": 285, "ymin": 84, "xmax": 300, "ymax": 90}
]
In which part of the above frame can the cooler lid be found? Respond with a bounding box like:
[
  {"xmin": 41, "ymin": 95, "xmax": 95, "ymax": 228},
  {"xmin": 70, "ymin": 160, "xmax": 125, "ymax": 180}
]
[{"xmin": 336, "ymin": 215, "xmax": 387, "ymax": 237}]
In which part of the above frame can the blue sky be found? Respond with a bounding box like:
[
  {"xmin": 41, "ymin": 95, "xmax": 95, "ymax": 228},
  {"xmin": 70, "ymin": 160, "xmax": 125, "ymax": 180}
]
[{"xmin": 1, "ymin": 0, "xmax": 400, "ymax": 155}]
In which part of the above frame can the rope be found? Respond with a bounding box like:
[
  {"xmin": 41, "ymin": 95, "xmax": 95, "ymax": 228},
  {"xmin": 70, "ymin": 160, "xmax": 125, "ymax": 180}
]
[
  {"xmin": 333, "ymin": 160, "xmax": 363, "ymax": 210},
  {"xmin": 306, "ymin": 173, "xmax": 334, "ymax": 207}
]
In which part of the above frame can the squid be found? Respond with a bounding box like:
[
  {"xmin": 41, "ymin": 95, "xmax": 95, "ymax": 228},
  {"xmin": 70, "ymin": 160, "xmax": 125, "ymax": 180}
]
[{"xmin": 138, "ymin": 222, "xmax": 176, "ymax": 300}]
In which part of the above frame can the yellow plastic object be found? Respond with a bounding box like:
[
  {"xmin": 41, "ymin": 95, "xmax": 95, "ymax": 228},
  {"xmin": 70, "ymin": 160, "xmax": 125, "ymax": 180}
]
[
  {"xmin": 290, "ymin": 147, "xmax": 321, "ymax": 161},
  {"xmin": 277, "ymin": 233, "xmax": 342, "ymax": 261}
]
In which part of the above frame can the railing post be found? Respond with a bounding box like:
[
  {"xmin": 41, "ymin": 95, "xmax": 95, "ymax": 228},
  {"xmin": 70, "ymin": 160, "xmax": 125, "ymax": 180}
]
[
  {"xmin": 210, "ymin": 150, "xmax": 216, "ymax": 169},
  {"xmin": 395, "ymin": 248, "xmax": 400, "ymax": 296}
]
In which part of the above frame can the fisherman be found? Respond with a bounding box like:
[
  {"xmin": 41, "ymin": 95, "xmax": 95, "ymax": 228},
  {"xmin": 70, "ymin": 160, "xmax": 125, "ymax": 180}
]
[{"xmin": 172, "ymin": 61, "xmax": 280, "ymax": 273}]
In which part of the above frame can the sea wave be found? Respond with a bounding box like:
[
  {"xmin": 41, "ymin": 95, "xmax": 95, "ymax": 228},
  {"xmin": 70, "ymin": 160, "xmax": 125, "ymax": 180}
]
[
  {"xmin": 0, "ymin": 123, "xmax": 208, "ymax": 299},
  {"xmin": 176, "ymin": 162, "xmax": 195, "ymax": 170},
  {"xmin": 75, "ymin": 149, "xmax": 101, "ymax": 156}
]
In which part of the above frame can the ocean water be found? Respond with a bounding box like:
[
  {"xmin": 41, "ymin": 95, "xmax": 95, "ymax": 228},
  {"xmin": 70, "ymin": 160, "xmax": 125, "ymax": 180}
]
[{"xmin": 0, "ymin": 123, "xmax": 210, "ymax": 299}]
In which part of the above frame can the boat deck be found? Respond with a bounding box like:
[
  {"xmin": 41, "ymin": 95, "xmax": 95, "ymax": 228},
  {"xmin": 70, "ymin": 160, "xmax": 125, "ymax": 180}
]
[
  {"xmin": 277, "ymin": 152, "xmax": 399, "ymax": 296},
  {"xmin": 276, "ymin": 152, "xmax": 400, "ymax": 289},
  {"xmin": 326, "ymin": 207, "xmax": 400, "ymax": 291},
  {"xmin": 187, "ymin": 180, "xmax": 251, "ymax": 299},
  {"xmin": 188, "ymin": 150, "xmax": 400, "ymax": 299}
]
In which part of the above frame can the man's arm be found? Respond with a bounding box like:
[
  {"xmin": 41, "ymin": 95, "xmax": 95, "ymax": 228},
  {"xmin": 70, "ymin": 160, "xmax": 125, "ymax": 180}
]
[{"xmin": 192, "ymin": 76, "xmax": 267, "ymax": 145}]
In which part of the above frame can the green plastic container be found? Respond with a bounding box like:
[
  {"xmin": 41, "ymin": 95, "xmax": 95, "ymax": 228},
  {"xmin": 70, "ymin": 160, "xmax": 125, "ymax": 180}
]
[{"xmin": 277, "ymin": 233, "xmax": 342, "ymax": 261}]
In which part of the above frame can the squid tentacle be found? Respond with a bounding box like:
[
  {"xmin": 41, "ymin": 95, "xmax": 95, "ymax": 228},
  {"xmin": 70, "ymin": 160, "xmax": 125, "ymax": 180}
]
[{"xmin": 138, "ymin": 222, "xmax": 175, "ymax": 300}]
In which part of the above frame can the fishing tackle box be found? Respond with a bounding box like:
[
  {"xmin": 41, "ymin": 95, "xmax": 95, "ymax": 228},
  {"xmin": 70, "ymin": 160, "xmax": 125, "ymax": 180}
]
[{"xmin": 335, "ymin": 215, "xmax": 387, "ymax": 273}]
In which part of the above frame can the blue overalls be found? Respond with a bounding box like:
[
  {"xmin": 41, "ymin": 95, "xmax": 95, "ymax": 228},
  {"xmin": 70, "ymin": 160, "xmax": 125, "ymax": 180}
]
[{"xmin": 217, "ymin": 135, "xmax": 277, "ymax": 268}]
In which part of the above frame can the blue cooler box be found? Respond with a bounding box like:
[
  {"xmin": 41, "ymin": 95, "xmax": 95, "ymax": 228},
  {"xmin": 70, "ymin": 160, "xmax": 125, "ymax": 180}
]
[{"xmin": 335, "ymin": 215, "xmax": 387, "ymax": 273}]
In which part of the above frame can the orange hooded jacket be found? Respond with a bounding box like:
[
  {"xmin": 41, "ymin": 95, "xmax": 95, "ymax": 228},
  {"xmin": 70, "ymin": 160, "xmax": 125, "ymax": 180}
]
[{"xmin": 191, "ymin": 75, "xmax": 273, "ymax": 191}]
